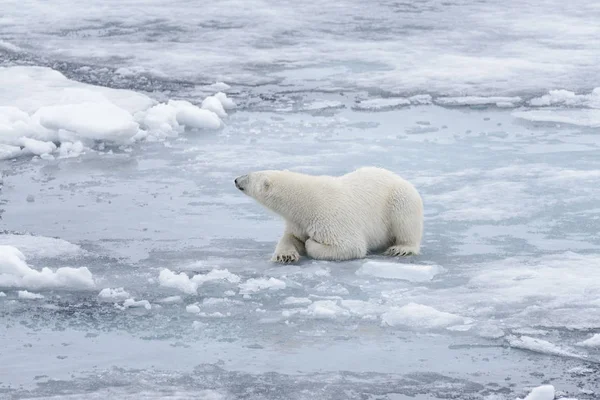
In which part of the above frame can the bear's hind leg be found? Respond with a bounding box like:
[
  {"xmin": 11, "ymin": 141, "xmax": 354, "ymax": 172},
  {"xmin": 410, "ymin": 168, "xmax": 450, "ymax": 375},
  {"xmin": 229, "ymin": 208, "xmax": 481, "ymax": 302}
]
[{"xmin": 305, "ymin": 238, "xmax": 366, "ymax": 261}]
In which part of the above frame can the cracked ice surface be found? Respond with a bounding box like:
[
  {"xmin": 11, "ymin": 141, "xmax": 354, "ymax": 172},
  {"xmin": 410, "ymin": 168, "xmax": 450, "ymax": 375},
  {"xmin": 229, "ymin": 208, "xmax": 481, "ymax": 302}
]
[{"xmin": 2, "ymin": 0, "xmax": 600, "ymax": 399}]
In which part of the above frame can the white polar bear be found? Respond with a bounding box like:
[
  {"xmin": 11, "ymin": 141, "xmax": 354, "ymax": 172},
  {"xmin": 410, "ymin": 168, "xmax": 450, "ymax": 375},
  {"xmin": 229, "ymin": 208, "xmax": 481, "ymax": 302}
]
[{"xmin": 234, "ymin": 167, "xmax": 423, "ymax": 263}]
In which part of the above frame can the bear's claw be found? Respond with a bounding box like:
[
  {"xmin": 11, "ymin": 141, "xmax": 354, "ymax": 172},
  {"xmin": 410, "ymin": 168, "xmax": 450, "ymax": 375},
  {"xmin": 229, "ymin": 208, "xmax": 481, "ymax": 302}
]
[
  {"xmin": 384, "ymin": 245, "xmax": 419, "ymax": 257},
  {"xmin": 272, "ymin": 252, "xmax": 300, "ymax": 264}
]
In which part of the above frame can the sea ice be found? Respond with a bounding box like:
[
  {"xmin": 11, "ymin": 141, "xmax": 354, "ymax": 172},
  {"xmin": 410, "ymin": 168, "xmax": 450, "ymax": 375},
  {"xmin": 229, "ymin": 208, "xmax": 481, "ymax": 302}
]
[
  {"xmin": 0, "ymin": 245, "xmax": 94, "ymax": 290},
  {"xmin": 17, "ymin": 290, "xmax": 44, "ymax": 300},
  {"xmin": 159, "ymin": 268, "xmax": 240, "ymax": 295},
  {"xmin": 238, "ymin": 277, "xmax": 286, "ymax": 294},
  {"xmin": 0, "ymin": 234, "xmax": 83, "ymax": 259},
  {"xmin": 381, "ymin": 303, "xmax": 466, "ymax": 329},
  {"xmin": 577, "ymin": 334, "xmax": 600, "ymax": 348},
  {"xmin": 356, "ymin": 261, "xmax": 443, "ymax": 282},
  {"xmin": 516, "ymin": 384, "xmax": 555, "ymax": 400},
  {"xmin": 98, "ymin": 288, "xmax": 131, "ymax": 302}
]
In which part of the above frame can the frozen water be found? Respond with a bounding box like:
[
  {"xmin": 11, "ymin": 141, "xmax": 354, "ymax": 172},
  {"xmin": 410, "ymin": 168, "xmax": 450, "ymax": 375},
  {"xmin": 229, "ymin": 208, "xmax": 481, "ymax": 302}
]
[
  {"xmin": 2, "ymin": 0, "xmax": 600, "ymax": 398},
  {"xmin": 517, "ymin": 385, "xmax": 555, "ymax": 400},
  {"xmin": 356, "ymin": 261, "xmax": 443, "ymax": 282}
]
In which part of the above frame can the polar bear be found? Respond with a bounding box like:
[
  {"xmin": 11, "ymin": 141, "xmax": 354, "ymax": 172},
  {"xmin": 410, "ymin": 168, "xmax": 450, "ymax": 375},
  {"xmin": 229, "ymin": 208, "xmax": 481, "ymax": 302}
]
[{"xmin": 234, "ymin": 167, "xmax": 423, "ymax": 263}]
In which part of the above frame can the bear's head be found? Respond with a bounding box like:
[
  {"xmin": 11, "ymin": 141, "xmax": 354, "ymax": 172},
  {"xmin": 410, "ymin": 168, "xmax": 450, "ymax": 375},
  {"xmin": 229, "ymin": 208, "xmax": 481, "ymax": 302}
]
[{"xmin": 235, "ymin": 170, "xmax": 293, "ymax": 214}]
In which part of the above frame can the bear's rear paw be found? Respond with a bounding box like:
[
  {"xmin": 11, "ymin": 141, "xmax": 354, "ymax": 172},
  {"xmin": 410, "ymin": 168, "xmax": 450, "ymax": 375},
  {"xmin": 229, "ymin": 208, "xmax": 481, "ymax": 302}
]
[
  {"xmin": 384, "ymin": 245, "xmax": 419, "ymax": 257},
  {"xmin": 272, "ymin": 250, "xmax": 300, "ymax": 264}
]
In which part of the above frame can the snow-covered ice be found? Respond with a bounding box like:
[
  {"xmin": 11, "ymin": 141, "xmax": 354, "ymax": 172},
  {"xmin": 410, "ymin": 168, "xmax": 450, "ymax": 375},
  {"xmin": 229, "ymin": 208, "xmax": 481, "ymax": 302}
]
[
  {"xmin": 17, "ymin": 290, "xmax": 45, "ymax": 300},
  {"xmin": 98, "ymin": 287, "xmax": 130, "ymax": 301},
  {"xmin": 0, "ymin": 245, "xmax": 94, "ymax": 290},
  {"xmin": 356, "ymin": 261, "xmax": 443, "ymax": 282},
  {"xmin": 2, "ymin": 0, "xmax": 600, "ymax": 398},
  {"xmin": 517, "ymin": 385, "xmax": 555, "ymax": 400}
]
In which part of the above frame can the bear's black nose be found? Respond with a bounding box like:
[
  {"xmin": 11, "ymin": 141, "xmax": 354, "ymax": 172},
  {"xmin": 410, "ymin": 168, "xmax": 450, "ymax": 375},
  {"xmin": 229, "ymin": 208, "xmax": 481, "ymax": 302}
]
[{"xmin": 234, "ymin": 178, "xmax": 243, "ymax": 191}]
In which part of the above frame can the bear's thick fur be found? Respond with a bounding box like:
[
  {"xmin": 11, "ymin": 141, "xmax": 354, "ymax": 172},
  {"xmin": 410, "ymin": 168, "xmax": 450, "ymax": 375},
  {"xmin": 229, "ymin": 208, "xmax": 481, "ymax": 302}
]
[{"xmin": 235, "ymin": 167, "xmax": 423, "ymax": 263}]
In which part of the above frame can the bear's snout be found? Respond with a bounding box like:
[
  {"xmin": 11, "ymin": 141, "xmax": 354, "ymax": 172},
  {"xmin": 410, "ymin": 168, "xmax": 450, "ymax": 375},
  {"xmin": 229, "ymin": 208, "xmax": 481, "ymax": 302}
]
[{"xmin": 234, "ymin": 175, "xmax": 248, "ymax": 191}]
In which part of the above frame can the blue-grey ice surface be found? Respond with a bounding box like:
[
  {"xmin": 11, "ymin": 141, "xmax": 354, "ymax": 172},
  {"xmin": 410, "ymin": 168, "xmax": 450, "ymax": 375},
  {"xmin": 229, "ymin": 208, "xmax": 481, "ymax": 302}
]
[{"xmin": 1, "ymin": 1, "xmax": 600, "ymax": 399}]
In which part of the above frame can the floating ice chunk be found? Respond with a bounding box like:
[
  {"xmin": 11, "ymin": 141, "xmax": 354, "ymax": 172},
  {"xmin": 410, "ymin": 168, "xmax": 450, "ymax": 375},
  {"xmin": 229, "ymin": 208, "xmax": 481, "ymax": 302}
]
[
  {"xmin": 209, "ymin": 82, "xmax": 231, "ymax": 92},
  {"xmin": 158, "ymin": 270, "xmax": 197, "ymax": 295},
  {"xmin": 122, "ymin": 298, "xmax": 151, "ymax": 310},
  {"xmin": 0, "ymin": 245, "xmax": 94, "ymax": 290},
  {"xmin": 436, "ymin": 96, "xmax": 522, "ymax": 107},
  {"xmin": 138, "ymin": 103, "xmax": 180, "ymax": 138},
  {"xmin": 281, "ymin": 297, "xmax": 312, "ymax": 306},
  {"xmin": 0, "ymin": 292, "xmax": 5, "ymax": 297},
  {"xmin": 192, "ymin": 269, "xmax": 240, "ymax": 285},
  {"xmin": 239, "ymin": 277, "xmax": 286, "ymax": 294},
  {"xmin": 356, "ymin": 261, "xmax": 442, "ymax": 282},
  {"xmin": 513, "ymin": 109, "xmax": 600, "ymax": 127},
  {"xmin": 98, "ymin": 287, "xmax": 130, "ymax": 302},
  {"xmin": 158, "ymin": 295, "xmax": 183, "ymax": 304},
  {"xmin": 516, "ymin": 385, "xmax": 555, "ymax": 400},
  {"xmin": 17, "ymin": 290, "xmax": 44, "ymax": 299},
  {"xmin": 35, "ymin": 102, "xmax": 140, "ymax": 143},
  {"xmin": 201, "ymin": 96, "xmax": 227, "ymax": 118},
  {"xmin": 577, "ymin": 333, "xmax": 600, "ymax": 348},
  {"xmin": 58, "ymin": 141, "xmax": 85, "ymax": 158},
  {"xmin": 409, "ymin": 94, "xmax": 433, "ymax": 105},
  {"xmin": 0, "ymin": 144, "xmax": 23, "ymax": 160},
  {"xmin": 530, "ymin": 88, "xmax": 600, "ymax": 108},
  {"xmin": 158, "ymin": 268, "xmax": 240, "ymax": 295},
  {"xmin": 19, "ymin": 137, "xmax": 56, "ymax": 156},
  {"xmin": 507, "ymin": 335, "xmax": 585, "ymax": 359},
  {"xmin": 186, "ymin": 304, "xmax": 201, "ymax": 314},
  {"xmin": 353, "ymin": 98, "xmax": 411, "ymax": 111},
  {"xmin": 214, "ymin": 92, "xmax": 236, "ymax": 110},
  {"xmin": 381, "ymin": 303, "xmax": 466, "ymax": 329},
  {"xmin": 306, "ymin": 300, "xmax": 349, "ymax": 319},
  {"xmin": 301, "ymin": 100, "xmax": 344, "ymax": 111},
  {"xmin": 0, "ymin": 234, "xmax": 82, "ymax": 259},
  {"xmin": 169, "ymin": 100, "xmax": 222, "ymax": 130}
]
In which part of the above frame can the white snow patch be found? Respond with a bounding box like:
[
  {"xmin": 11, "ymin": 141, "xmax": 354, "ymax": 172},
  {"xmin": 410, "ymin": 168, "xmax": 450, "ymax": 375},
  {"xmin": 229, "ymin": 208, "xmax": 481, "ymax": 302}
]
[
  {"xmin": 0, "ymin": 234, "xmax": 82, "ymax": 259},
  {"xmin": 356, "ymin": 261, "xmax": 443, "ymax": 282},
  {"xmin": 98, "ymin": 288, "xmax": 130, "ymax": 302},
  {"xmin": 513, "ymin": 109, "xmax": 600, "ymax": 128},
  {"xmin": 0, "ymin": 292, "xmax": 6, "ymax": 297},
  {"xmin": 158, "ymin": 295, "xmax": 183, "ymax": 304},
  {"xmin": 577, "ymin": 333, "xmax": 600, "ymax": 348},
  {"xmin": 516, "ymin": 384, "xmax": 555, "ymax": 400},
  {"xmin": 186, "ymin": 304, "xmax": 201, "ymax": 314},
  {"xmin": 530, "ymin": 88, "xmax": 600, "ymax": 108},
  {"xmin": 353, "ymin": 98, "xmax": 410, "ymax": 111},
  {"xmin": 0, "ymin": 66, "xmax": 228, "ymax": 160},
  {"xmin": 122, "ymin": 298, "xmax": 151, "ymax": 310},
  {"xmin": 436, "ymin": 96, "xmax": 522, "ymax": 107},
  {"xmin": 17, "ymin": 290, "xmax": 44, "ymax": 299},
  {"xmin": 0, "ymin": 245, "xmax": 94, "ymax": 290},
  {"xmin": 507, "ymin": 335, "xmax": 585, "ymax": 359},
  {"xmin": 214, "ymin": 92, "xmax": 236, "ymax": 110},
  {"xmin": 281, "ymin": 297, "xmax": 312, "ymax": 306},
  {"xmin": 239, "ymin": 277, "xmax": 286, "ymax": 294},
  {"xmin": 201, "ymin": 96, "xmax": 227, "ymax": 118},
  {"xmin": 381, "ymin": 303, "xmax": 466, "ymax": 329},
  {"xmin": 158, "ymin": 268, "xmax": 240, "ymax": 295}
]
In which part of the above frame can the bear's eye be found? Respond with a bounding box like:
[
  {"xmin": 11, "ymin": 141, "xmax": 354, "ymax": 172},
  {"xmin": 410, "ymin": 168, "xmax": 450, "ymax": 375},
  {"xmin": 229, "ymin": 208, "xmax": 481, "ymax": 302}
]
[{"xmin": 262, "ymin": 179, "xmax": 271, "ymax": 190}]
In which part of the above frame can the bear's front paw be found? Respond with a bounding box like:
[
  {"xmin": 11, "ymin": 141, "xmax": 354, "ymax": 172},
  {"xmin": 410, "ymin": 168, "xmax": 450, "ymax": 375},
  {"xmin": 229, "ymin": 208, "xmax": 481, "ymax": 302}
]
[{"xmin": 271, "ymin": 250, "xmax": 300, "ymax": 264}]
